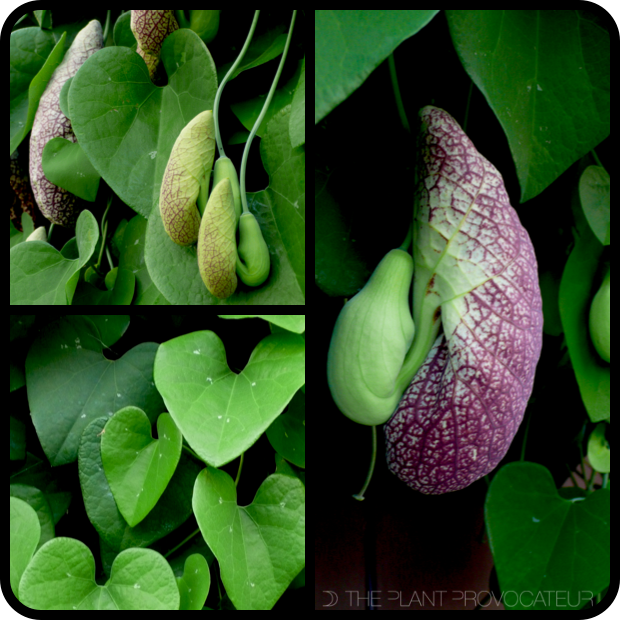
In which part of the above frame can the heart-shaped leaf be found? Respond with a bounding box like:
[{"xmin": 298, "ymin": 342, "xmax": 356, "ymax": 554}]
[
  {"xmin": 193, "ymin": 467, "xmax": 305, "ymax": 610},
  {"xmin": 101, "ymin": 407, "xmax": 182, "ymax": 527},
  {"xmin": 176, "ymin": 554, "xmax": 211, "ymax": 611},
  {"xmin": 26, "ymin": 316, "xmax": 164, "ymax": 466},
  {"xmin": 485, "ymin": 462, "xmax": 610, "ymax": 610},
  {"xmin": 79, "ymin": 417, "xmax": 201, "ymax": 551},
  {"xmin": 68, "ymin": 29, "xmax": 217, "ymax": 217},
  {"xmin": 10, "ymin": 497, "xmax": 41, "ymax": 599},
  {"xmin": 19, "ymin": 538, "xmax": 180, "ymax": 610},
  {"xmin": 154, "ymin": 331, "xmax": 305, "ymax": 467}
]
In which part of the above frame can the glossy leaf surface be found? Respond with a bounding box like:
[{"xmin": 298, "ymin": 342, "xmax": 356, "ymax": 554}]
[
  {"xmin": 79, "ymin": 417, "xmax": 201, "ymax": 550},
  {"xmin": 446, "ymin": 10, "xmax": 610, "ymax": 202},
  {"xmin": 193, "ymin": 467, "xmax": 305, "ymax": 610},
  {"xmin": 10, "ymin": 497, "xmax": 41, "ymax": 599},
  {"xmin": 26, "ymin": 317, "xmax": 164, "ymax": 466},
  {"xmin": 485, "ymin": 462, "xmax": 610, "ymax": 610},
  {"xmin": 385, "ymin": 106, "xmax": 543, "ymax": 494},
  {"xmin": 69, "ymin": 29, "xmax": 216, "ymax": 218},
  {"xmin": 19, "ymin": 538, "xmax": 180, "ymax": 610},
  {"xmin": 154, "ymin": 331, "xmax": 305, "ymax": 467},
  {"xmin": 101, "ymin": 407, "xmax": 182, "ymax": 527},
  {"xmin": 176, "ymin": 553, "xmax": 211, "ymax": 611}
]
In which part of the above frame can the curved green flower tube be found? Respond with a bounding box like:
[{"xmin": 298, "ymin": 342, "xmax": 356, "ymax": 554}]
[
  {"xmin": 160, "ymin": 110, "xmax": 216, "ymax": 246},
  {"xmin": 212, "ymin": 156, "xmax": 242, "ymax": 222},
  {"xmin": 236, "ymin": 213, "xmax": 270, "ymax": 287},
  {"xmin": 197, "ymin": 178, "xmax": 238, "ymax": 299},
  {"xmin": 589, "ymin": 269, "xmax": 610, "ymax": 363},
  {"xmin": 327, "ymin": 249, "xmax": 415, "ymax": 425}
]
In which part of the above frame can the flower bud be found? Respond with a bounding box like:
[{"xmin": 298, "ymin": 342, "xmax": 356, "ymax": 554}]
[
  {"xmin": 327, "ymin": 249, "xmax": 414, "ymax": 425},
  {"xmin": 131, "ymin": 10, "xmax": 179, "ymax": 79},
  {"xmin": 160, "ymin": 110, "xmax": 216, "ymax": 246},
  {"xmin": 236, "ymin": 213, "xmax": 270, "ymax": 287},
  {"xmin": 197, "ymin": 178, "xmax": 238, "ymax": 299}
]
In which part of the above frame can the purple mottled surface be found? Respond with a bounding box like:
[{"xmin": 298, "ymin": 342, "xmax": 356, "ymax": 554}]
[
  {"xmin": 29, "ymin": 21, "xmax": 102, "ymax": 227},
  {"xmin": 385, "ymin": 106, "xmax": 543, "ymax": 494}
]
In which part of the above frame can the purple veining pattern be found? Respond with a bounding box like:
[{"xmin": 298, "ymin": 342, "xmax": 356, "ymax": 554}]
[
  {"xmin": 29, "ymin": 21, "xmax": 103, "ymax": 227},
  {"xmin": 385, "ymin": 106, "xmax": 543, "ymax": 494}
]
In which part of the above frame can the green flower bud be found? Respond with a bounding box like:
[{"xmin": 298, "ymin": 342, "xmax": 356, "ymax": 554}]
[
  {"xmin": 131, "ymin": 10, "xmax": 179, "ymax": 79},
  {"xmin": 84, "ymin": 266, "xmax": 102, "ymax": 287},
  {"xmin": 160, "ymin": 110, "xmax": 216, "ymax": 246},
  {"xmin": 105, "ymin": 267, "xmax": 118, "ymax": 291},
  {"xmin": 589, "ymin": 269, "xmax": 610, "ymax": 363},
  {"xmin": 197, "ymin": 178, "xmax": 238, "ymax": 299},
  {"xmin": 212, "ymin": 156, "xmax": 242, "ymax": 222},
  {"xmin": 327, "ymin": 249, "xmax": 415, "ymax": 425},
  {"xmin": 236, "ymin": 213, "xmax": 270, "ymax": 287}
]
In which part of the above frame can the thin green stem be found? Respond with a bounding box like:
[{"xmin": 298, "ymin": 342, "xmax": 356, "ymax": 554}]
[
  {"xmin": 239, "ymin": 10, "xmax": 297, "ymax": 215},
  {"xmin": 234, "ymin": 452, "xmax": 245, "ymax": 487},
  {"xmin": 387, "ymin": 53, "xmax": 410, "ymax": 134},
  {"xmin": 163, "ymin": 527, "xmax": 201, "ymax": 559},
  {"xmin": 398, "ymin": 223, "xmax": 413, "ymax": 252},
  {"xmin": 352, "ymin": 425, "xmax": 377, "ymax": 501},
  {"xmin": 213, "ymin": 11, "xmax": 260, "ymax": 158}
]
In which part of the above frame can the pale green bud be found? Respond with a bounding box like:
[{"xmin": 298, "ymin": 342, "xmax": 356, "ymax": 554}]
[
  {"xmin": 236, "ymin": 213, "xmax": 270, "ymax": 287},
  {"xmin": 327, "ymin": 249, "xmax": 415, "ymax": 425},
  {"xmin": 212, "ymin": 156, "xmax": 242, "ymax": 222},
  {"xmin": 160, "ymin": 110, "xmax": 216, "ymax": 246},
  {"xmin": 197, "ymin": 178, "xmax": 238, "ymax": 299}
]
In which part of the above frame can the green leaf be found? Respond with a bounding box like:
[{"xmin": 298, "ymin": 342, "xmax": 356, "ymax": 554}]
[
  {"xmin": 41, "ymin": 137, "xmax": 100, "ymax": 202},
  {"xmin": 101, "ymin": 407, "xmax": 182, "ymax": 527},
  {"xmin": 78, "ymin": 417, "xmax": 202, "ymax": 551},
  {"xmin": 445, "ymin": 10, "xmax": 610, "ymax": 201},
  {"xmin": 69, "ymin": 29, "xmax": 217, "ymax": 218},
  {"xmin": 559, "ymin": 207, "xmax": 609, "ymax": 422},
  {"xmin": 19, "ymin": 538, "xmax": 180, "ymax": 610},
  {"xmin": 176, "ymin": 554, "xmax": 211, "ymax": 611},
  {"xmin": 485, "ymin": 462, "xmax": 610, "ymax": 610},
  {"xmin": 314, "ymin": 10, "xmax": 439, "ymax": 124},
  {"xmin": 10, "ymin": 497, "xmax": 41, "ymax": 599},
  {"xmin": 154, "ymin": 331, "xmax": 305, "ymax": 467},
  {"xmin": 26, "ymin": 317, "xmax": 164, "ymax": 465},
  {"xmin": 193, "ymin": 468, "xmax": 305, "ymax": 610},
  {"xmin": 218, "ymin": 314, "xmax": 306, "ymax": 333},
  {"xmin": 10, "ymin": 210, "xmax": 99, "ymax": 305},
  {"xmin": 266, "ymin": 389, "xmax": 306, "ymax": 468}
]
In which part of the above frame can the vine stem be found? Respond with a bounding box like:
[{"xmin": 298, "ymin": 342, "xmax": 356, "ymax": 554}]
[
  {"xmin": 213, "ymin": 11, "xmax": 261, "ymax": 158},
  {"xmin": 238, "ymin": 10, "xmax": 297, "ymax": 215},
  {"xmin": 352, "ymin": 425, "xmax": 377, "ymax": 501}
]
